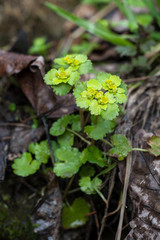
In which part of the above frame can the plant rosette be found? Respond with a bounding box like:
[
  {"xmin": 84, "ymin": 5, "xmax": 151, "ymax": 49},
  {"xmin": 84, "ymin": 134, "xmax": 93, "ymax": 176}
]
[
  {"xmin": 44, "ymin": 67, "xmax": 80, "ymax": 86},
  {"xmin": 73, "ymin": 73, "xmax": 127, "ymax": 120},
  {"xmin": 44, "ymin": 67, "xmax": 80, "ymax": 95},
  {"xmin": 54, "ymin": 54, "xmax": 92, "ymax": 74}
]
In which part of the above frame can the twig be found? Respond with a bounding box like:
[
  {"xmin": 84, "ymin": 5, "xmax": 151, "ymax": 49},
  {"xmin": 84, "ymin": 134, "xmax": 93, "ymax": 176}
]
[
  {"xmin": 20, "ymin": 178, "xmax": 39, "ymax": 194},
  {"xmin": 41, "ymin": 116, "xmax": 55, "ymax": 166},
  {"xmin": 63, "ymin": 175, "xmax": 75, "ymax": 200},
  {"xmin": 123, "ymin": 75, "xmax": 152, "ymax": 83},
  {"xmin": 91, "ymin": 199, "xmax": 100, "ymax": 231},
  {"xmin": 0, "ymin": 123, "xmax": 31, "ymax": 128},
  {"xmin": 79, "ymin": 108, "xmax": 85, "ymax": 132},
  {"xmin": 85, "ymin": 211, "xmax": 93, "ymax": 240},
  {"xmin": 107, "ymin": 201, "xmax": 122, "ymax": 217},
  {"xmin": 115, "ymin": 153, "xmax": 133, "ymax": 240},
  {"xmin": 139, "ymin": 151, "xmax": 160, "ymax": 186},
  {"xmin": 97, "ymin": 167, "xmax": 116, "ymax": 240},
  {"xmin": 0, "ymin": 136, "xmax": 12, "ymax": 140}
]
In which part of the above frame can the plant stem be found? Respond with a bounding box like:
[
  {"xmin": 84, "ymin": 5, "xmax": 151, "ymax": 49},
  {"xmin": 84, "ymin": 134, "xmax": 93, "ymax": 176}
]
[
  {"xmin": 63, "ymin": 175, "xmax": 75, "ymax": 200},
  {"xmin": 132, "ymin": 148, "xmax": 148, "ymax": 152},
  {"xmin": 79, "ymin": 108, "xmax": 85, "ymax": 131},
  {"xmin": 41, "ymin": 116, "xmax": 55, "ymax": 166},
  {"xmin": 67, "ymin": 128, "xmax": 91, "ymax": 145},
  {"xmin": 94, "ymin": 115, "xmax": 98, "ymax": 125},
  {"xmin": 101, "ymin": 139, "xmax": 113, "ymax": 147}
]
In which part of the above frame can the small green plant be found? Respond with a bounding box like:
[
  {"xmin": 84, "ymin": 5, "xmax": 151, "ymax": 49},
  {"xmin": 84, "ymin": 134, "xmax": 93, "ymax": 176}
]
[
  {"xmin": 12, "ymin": 140, "xmax": 50, "ymax": 177},
  {"xmin": 13, "ymin": 54, "xmax": 129, "ymax": 185},
  {"xmin": 12, "ymin": 54, "xmax": 158, "ymax": 229},
  {"xmin": 28, "ymin": 37, "xmax": 52, "ymax": 56},
  {"xmin": 9, "ymin": 103, "xmax": 16, "ymax": 112}
]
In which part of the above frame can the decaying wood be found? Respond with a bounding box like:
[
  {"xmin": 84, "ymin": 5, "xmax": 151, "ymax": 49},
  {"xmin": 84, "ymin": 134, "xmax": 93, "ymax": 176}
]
[{"xmin": 118, "ymin": 76, "xmax": 160, "ymax": 239}]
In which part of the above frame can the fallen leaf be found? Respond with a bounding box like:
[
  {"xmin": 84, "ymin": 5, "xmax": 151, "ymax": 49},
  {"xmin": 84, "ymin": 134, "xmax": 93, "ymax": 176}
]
[
  {"xmin": 147, "ymin": 135, "xmax": 160, "ymax": 157},
  {"xmin": 0, "ymin": 50, "xmax": 76, "ymax": 118}
]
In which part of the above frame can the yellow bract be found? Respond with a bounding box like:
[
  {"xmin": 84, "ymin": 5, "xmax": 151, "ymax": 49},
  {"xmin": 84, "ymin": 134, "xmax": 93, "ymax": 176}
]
[
  {"xmin": 105, "ymin": 80, "xmax": 117, "ymax": 91},
  {"xmin": 95, "ymin": 91, "xmax": 103, "ymax": 99},
  {"xmin": 55, "ymin": 70, "xmax": 68, "ymax": 79},
  {"xmin": 74, "ymin": 60, "xmax": 80, "ymax": 66},
  {"xmin": 64, "ymin": 56, "xmax": 80, "ymax": 66},
  {"xmin": 87, "ymin": 87, "xmax": 96, "ymax": 97},
  {"xmin": 100, "ymin": 96, "xmax": 108, "ymax": 105}
]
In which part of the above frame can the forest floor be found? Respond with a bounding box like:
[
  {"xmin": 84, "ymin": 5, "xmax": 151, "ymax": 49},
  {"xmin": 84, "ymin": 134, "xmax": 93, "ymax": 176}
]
[{"xmin": 1, "ymin": 1, "xmax": 160, "ymax": 240}]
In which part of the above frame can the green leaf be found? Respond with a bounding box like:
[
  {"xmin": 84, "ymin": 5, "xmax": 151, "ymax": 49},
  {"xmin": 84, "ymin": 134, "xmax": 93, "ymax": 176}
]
[
  {"xmin": 143, "ymin": 0, "xmax": 160, "ymax": 27},
  {"xmin": 71, "ymin": 41, "xmax": 98, "ymax": 55},
  {"xmin": 79, "ymin": 60, "xmax": 92, "ymax": 74},
  {"xmin": 62, "ymin": 197, "xmax": 90, "ymax": 229},
  {"xmin": 28, "ymin": 140, "xmax": 50, "ymax": 164},
  {"xmin": 128, "ymin": 0, "xmax": 146, "ymax": 7},
  {"xmin": 114, "ymin": 0, "xmax": 138, "ymax": 32},
  {"xmin": 12, "ymin": 152, "xmax": 41, "ymax": 177},
  {"xmin": 132, "ymin": 56, "xmax": 148, "ymax": 68},
  {"xmin": 76, "ymin": 96, "xmax": 91, "ymax": 109},
  {"xmin": 70, "ymin": 114, "xmax": 82, "ymax": 132},
  {"xmin": 54, "ymin": 146, "xmax": 82, "ymax": 177},
  {"xmin": 50, "ymin": 115, "xmax": 70, "ymax": 136},
  {"xmin": 45, "ymin": 2, "xmax": 134, "ymax": 46},
  {"xmin": 85, "ymin": 116, "xmax": 116, "ymax": 140},
  {"xmin": 87, "ymin": 79, "xmax": 101, "ymax": 90},
  {"xmin": 109, "ymin": 134, "xmax": 132, "ymax": 160},
  {"xmin": 89, "ymin": 100, "xmax": 101, "ymax": 115},
  {"xmin": 79, "ymin": 165, "xmax": 95, "ymax": 177},
  {"xmin": 116, "ymin": 45, "xmax": 137, "ymax": 57},
  {"xmin": 147, "ymin": 136, "xmax": 160, "ymax": 156},
  {"xmin": 51, "ymin": 83, "xmax": 72, "ymax": 96},
  {"xmin": 57, "ymin": 131, "xmax": 74, "ymax": 147},
  {"xmin": 101, "ymin": 103, "xmax": 119, "ymax": 120},
  {"xmin": 79, "ymin": 176, "xmax": 102, "ymax": 194},
  {"xmin": 81, "ymin": 145, "xmax": 106, "ymax": 167},
  {"xmin": 151, "ymin": 31, "xmax": 160, "ymax": 41},
  {"xmin": 136, "ymin": 13, "xmax": 153, "ymax": 26}
]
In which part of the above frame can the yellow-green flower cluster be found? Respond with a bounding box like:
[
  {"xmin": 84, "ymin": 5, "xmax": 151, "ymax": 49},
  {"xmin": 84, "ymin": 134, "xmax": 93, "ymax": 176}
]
[
  {"xmin": 54, "ymin": 54, "xmax": 92, "ymax": 74},
  {"xmin": 44, "ymin": 67, "xmax": 79, "ymax": 86},
  {"xmin": 44, "ymin": 54, "xmax": 92, "ymax": 96},
  {"xmin": 73, "ymin": 73, "xmax": 127, "ymax": 120}
]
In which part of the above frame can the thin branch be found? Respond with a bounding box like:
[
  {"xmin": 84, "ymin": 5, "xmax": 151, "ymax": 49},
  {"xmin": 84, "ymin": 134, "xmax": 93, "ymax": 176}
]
[
  {"xmin": 63, "ymin": 175, "xmax": 75, "ymax": 200},
  {"xmin": 41, "ymin": 116, "xmax": 55, "ymax": 166},
  {"xmin": 97, "ymin": 167, "xmax": 116, "ymax": 240},
  {"xmin": 115, "ymin": 153, "xmax": 133, "ymax": 240},
  {"xmin": 139, "ymin": 151, "xmax": 160, "ymax": 186},
  {"xmin": 79, "ymin": 108, "xmax": 85, "ymax": 132}
]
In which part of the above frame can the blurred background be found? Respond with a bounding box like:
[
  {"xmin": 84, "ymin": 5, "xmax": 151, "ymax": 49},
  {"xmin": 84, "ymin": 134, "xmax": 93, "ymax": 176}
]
[{"xmin": 0, "ymin": 0, "xmax": 79, "ymax": 45}]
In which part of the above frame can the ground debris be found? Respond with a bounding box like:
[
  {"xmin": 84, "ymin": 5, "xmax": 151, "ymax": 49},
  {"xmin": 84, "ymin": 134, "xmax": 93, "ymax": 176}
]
[
  {"xmin": 117, "ymin": 77, "xmax": 160, "ymax": 239},
  {"xmin": 31, "ymin": 172, "xmax": 62, "ymax": 240}
]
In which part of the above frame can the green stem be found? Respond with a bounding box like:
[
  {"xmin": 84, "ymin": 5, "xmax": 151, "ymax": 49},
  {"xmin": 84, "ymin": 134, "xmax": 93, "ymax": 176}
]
[
  {"xmin": 94, "ymin": 115, "xmax": 98, "ymax": 125},
  {"xmin": 67, "ymin": 128, "xmax": 91, "ymax": 145},
  {"xmin": 94, "ymin": 187, "xmax": 108, "ymax": 206},
  {"xmin": 79, "ymin": 108, "xmax": 84, "ymax": 131},
  {"xmin": 101, "ymin": 139, "xmax": 113, "ymax": 147},
  {"xmin": 132, "ymin": 148, "xmax": 148, "ymax": 152},
  {"xmin": 63, "ymin": 175, "xmax": 75, "ymax": 200}
]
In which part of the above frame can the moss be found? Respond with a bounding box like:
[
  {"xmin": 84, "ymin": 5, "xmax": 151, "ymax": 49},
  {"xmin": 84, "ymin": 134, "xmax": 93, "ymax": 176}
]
[{"xmin": 0, "ymin": 202, "xmax": 37, "ymax": 240}]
